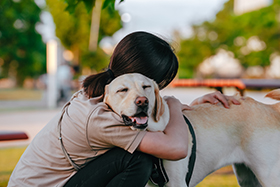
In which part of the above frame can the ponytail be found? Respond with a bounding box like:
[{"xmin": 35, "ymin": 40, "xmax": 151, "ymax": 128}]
[{"xmin": 83, "ymin": 70, "xmax": 114, "ymax": 98}]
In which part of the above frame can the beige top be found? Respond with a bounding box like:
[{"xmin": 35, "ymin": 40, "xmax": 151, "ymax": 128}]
[{"xmin": 8, "ymin": 91, "xmax": 147, "ymax": 187}]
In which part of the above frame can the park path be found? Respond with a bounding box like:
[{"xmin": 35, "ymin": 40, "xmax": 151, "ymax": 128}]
[{"xmin": 0, "ymin": 109, "xmax": 60, "ymax": 147}]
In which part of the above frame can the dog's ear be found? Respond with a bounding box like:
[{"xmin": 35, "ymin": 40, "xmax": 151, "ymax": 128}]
[{"xmin": 153, "ymin": 81, "xmax": 165, "ymax": 122}]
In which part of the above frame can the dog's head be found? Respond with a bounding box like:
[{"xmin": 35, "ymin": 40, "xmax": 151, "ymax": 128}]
[{"xmin": 104, "ymin": 73, "xmax": 169, "ymax": 131}]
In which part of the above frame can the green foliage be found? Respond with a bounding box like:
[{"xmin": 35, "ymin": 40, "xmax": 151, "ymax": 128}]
[
  {"xmin": 46, "ymin": 0, "xmax": 91, "ymax": 51},
  {"xmin": 64, "ymin": 0, "xmax": 95, "ymax": 13},
  {"xmin": 177, "ymin": 0, "xmax": 280, "ymax": 78},
  {"xmin": 63, "ymin": 0, "xmax": 125, "ymax": 14},
  {"xmin": 99, "ymin": 5, "xmax": 122, "ymax": 38},
  {"xmin": 103, "ymin": 0, "xmax": 116, "ymax": 9},
  {"xmin": 0, "ymin": 0, "xmax": 46, "ymax": 86},
  {"xmin": 81, "ymin": 48, "xmax": 110, "ymax": 72},
  {"xmin": 46, "ymin": 0, "xmax": 121, "ymax": 71}
]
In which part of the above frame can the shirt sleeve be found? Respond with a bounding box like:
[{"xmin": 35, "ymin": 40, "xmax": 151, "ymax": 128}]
[{"xmin": 86, "ymin": 103, "xmax": 147, "ymax": 154}]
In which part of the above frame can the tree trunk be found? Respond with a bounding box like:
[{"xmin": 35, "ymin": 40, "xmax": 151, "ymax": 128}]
[{"xmin": 89, "ymin": 0, "xmax": 102, "ymax": 52}]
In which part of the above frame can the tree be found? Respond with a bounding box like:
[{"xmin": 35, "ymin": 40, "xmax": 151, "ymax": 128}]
[
  {"xmin": 177, "ymin": 0, "xmax": 280, "ymax": 78},
  {"xmin": 0, "ymin": 0, "xmax": 46, "ymax": 86},
  {"xmin": 45, "ymin": 0, "xmax": 122, "ymax": 72},
  {"xmin": 63, "ymin": 0, "xmax": 123, "ymax": 14}
]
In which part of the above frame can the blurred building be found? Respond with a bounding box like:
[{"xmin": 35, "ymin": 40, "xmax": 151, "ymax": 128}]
[
  {"xmin": 234, "ymin": 0, "xmax": 271, "ymax": 15},
  {"xmin": 266, "ymin": 54, "xmax": 280, "ymax": 78},
  {"xmin": 197, "ymin": 49, "xmax": 244, "ymax": 78}
]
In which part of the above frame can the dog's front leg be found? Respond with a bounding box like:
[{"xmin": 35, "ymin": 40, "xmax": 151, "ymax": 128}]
[
  {"xmin": 163, "ymin": 159, "xmax": 188, "ymax": 187},
  {"xmin": 233, "ymin": 163, "xmax": 262, "ymax": 187}
]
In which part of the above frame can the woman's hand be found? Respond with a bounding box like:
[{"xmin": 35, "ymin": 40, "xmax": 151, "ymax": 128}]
[
  {"xmin": 164, "ymin": 96, "xmax": 192, "ymax": 111},
  {"xmin": 190, "ymin": 91, "xmax": 241, "ymax": 108}
]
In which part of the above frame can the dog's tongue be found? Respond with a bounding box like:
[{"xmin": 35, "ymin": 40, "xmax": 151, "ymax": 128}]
[{"xmin": 130, "ymin": 116, "xmax": 148, "ymax": 125}]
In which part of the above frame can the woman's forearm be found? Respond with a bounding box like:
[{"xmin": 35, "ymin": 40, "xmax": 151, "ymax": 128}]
[
  {"xmin": 138, "ymin": 99, "xmax": 189, "ymax": 160},
  {"xmin": 163, "ymin": 103, "xmax": 189, "ymax": 157}
]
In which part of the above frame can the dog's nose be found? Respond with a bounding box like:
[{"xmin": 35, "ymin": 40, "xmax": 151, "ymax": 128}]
[{"xmin": 135, "ymin": 96, "xmax": 148, "ymax": 107}]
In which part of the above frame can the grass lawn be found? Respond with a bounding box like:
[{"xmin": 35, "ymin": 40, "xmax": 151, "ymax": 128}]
[
  {"xmin": 0, "ymin": 146, "xmax": 26, "ymax": 187},
  {"xmin": 0, "ymin": 88, "xmax": 43, "ymax": 100},
  {"xmin": 0, "ymin": 146, "xmax": 239, "ymax": 187},
  {"xmin": 197, "ymin": 166, "xmax": 239, "ymax": 187}
]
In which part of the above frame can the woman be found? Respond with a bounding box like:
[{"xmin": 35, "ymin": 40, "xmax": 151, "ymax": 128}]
[{"xmin": 8, "ymin": 31, "xmax": 240, "ymax": 187}]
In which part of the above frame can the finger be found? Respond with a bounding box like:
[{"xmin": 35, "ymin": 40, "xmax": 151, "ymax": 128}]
[
  {"xmin": 214, "ymin": 92, "xmax": 230, "ymax": 108},
  {"xmin": 201, "ymin": 94, "xmax": 219, "ymax": 105},
  {"xmin": 227, "ymin": 97, "xmax": 241, "ymax": 105},
  {"xmin": 182, "ymin": 104, "xmax": 192, "ymax": 111}
]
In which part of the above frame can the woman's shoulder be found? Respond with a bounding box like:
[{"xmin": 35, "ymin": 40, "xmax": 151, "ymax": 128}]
[{"xmin": 70, "ymin": 91, "xmax": 121, "ymax": 123}]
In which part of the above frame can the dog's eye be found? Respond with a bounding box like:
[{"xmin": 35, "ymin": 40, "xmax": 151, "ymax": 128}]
[
  {"xmin": 143, "ymin": 85, "xmax": 151, "ymax": 89},
  {"xmin": 117, "ymin": 88, "xmax": 128, "ymax": 93}
]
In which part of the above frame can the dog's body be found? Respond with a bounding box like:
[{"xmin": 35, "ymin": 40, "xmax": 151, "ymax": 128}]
[
  {"xmin": 162, "ymin": 96, "xmax": 280, "ymax": 187},
  {"xmin": 104, "ymin": 73, "xmax": 280, "ymax": 187}
]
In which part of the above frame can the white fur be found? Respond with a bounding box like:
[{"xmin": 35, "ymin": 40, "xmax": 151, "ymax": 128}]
[{"xmin": 147, "ymin": 101, "xmax": 169, "ymax": 132}]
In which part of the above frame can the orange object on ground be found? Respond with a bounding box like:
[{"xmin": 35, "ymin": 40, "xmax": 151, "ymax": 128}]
[
  {"xmin": 170, "ymin": 79, "xmax": 246, "ymax": 90},
  {"xmin": 170, "ymin": 79, "xmax": 280, "ymax": 96}
]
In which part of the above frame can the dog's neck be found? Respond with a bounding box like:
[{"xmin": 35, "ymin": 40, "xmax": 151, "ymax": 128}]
[{"xmin": 147, "ymin": 100, "xmax": 170, "ymax": 132}]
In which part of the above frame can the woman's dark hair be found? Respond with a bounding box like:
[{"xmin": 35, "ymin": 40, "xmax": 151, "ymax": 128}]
[{"xmin": 83, "ymin": 31, "xmax": 178, "ymax": 98}]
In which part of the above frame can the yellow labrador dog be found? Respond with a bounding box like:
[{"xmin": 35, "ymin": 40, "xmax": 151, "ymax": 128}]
[{"xmin": 104, "ymin": 73, "xmax": 280, "ymax": 187}]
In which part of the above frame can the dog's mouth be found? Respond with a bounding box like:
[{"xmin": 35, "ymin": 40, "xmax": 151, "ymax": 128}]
[{"xmin": 122, "ymin": 112, "xmax": 148, "ymax": 130}]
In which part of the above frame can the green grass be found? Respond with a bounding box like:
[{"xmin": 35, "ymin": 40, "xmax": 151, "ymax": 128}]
[
  {"xmin": 0, "ymin": 146, "xmax": 27, "ymax": 187},
  {"xmin": 0, "ymin": 88, "xmax": 43, "ymax": 100},
  {"xmin": 197, "ymin": 175, "xmax": 239, "ymax": 187},
  {"xmin": 197, "ymin": 166, "xmax": 239, "ymax": 187},
  {"xmin": 0, "ymin": 146, "xmax": 239, "ymax": 187}
]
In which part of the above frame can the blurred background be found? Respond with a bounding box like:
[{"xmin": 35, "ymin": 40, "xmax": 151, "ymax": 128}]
[
  {"xmin": 0, "ymin": 0, "xmax": 279, "ymax": 109},
  {"xmin": 0, "ymin": 0, "xmax": 280, "ymax": 186}
]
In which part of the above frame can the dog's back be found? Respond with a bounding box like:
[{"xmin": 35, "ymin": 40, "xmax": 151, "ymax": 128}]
[{"xmin": 182, "ymin": 89, "xmax": 280, "ymax": 186}]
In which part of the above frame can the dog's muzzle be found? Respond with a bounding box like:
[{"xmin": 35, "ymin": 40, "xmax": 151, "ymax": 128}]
[
  {"xmin": 122, "ymin": 96, "xmax": 149, "ymax": 130},
  {"xmin": 122, "ymin": 113, "xmax": 148, "ymax": 130}
]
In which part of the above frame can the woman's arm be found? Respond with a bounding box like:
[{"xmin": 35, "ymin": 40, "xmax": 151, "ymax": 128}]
[{"xmin": 137, "ymin": 96, "xmax": 190, "ymax": 161}]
